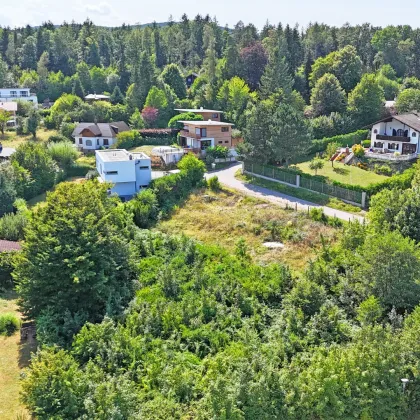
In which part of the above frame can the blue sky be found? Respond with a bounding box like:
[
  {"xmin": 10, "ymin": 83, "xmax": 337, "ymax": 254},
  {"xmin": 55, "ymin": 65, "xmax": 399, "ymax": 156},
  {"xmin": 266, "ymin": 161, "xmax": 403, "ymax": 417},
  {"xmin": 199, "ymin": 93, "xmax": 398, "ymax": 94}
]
[{"xmin": 1, "ymin": 0, "xmax": 419, "ymax": 29}]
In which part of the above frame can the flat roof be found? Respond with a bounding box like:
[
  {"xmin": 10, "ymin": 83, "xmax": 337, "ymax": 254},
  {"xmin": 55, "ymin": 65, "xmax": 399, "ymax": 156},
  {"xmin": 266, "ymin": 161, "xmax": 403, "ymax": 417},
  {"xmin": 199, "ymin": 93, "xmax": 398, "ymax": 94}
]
[
  {"xmin": 96, "ymin": 149, "xmax": 150, "ymax": 162},
  {"xmin": 179, "ymin": 120, "xmax": 234, "ymax": 126},
  {"xmin": 175, "ymin": 108, "xmax": 224, "ymax": 114},
  {"xmin": 85, "ymin": 94, "xmax": 110, "ymax": 100}
]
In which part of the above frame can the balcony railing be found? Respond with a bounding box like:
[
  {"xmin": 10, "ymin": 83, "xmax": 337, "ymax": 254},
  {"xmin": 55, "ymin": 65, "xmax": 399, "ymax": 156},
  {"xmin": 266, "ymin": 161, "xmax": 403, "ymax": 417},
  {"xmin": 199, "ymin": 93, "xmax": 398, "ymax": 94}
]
[{"xmin": 376, "ymin": 134, "xmax": 411, "ymax": 142}]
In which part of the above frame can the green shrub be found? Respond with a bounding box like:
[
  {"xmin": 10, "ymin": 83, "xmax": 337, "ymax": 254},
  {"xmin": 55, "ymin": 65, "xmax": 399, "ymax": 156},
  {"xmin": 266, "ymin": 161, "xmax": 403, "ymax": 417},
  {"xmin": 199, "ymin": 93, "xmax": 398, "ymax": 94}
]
[
  {"xmin": 0, "ymin": 251, "xmax": 16, "ymax": 290},
  {"xmin": 168, "ymin": 112, "xmax": 203, "ymax": 128},
  {"xmin": 206, "ymin": 146, "xmax": 230, "ymax": 159},
  {"xmin": 130, "ymin": 190, "xmax": 159, "ymax": 228},
  {"xmin": 362, "ymin": 140, "xmax": 371, "ymax": 148},
  {"xmin": 0, "ymin": 313, "xmax": 20, "ymax": 336},
  {"xmin": 310, "ymin": 130, "xmax": 369, "ymax": 154},
  {"xmin": 309, "ymin": 207, "xmax": 327, "ymax": 223},
  {"xmin": 48, "ymin": 134, "xmax": 69, "ymax": 143},
  {"xmin": 0, "ymin": 212, "xmax": 27, "ymax": 241},
  {"xmin": 47, "ymin": 141, "xmax": 80, "ymax": 169},
  {"xmin": 208, "ymin": 176, "xmax": 221, "ymax": 191},
  {"xmin": 374, "ymin": 164, "xmax": 393, "ymax": 176},
  {"xmin": 112, "ymin": 130, "xmax": 143, "ymax": 149},
  {"xmin": 65, "ymin": 164, "xmax": 92, "ymax": 178},
  {"xmin": 60, "ymin": 122, "xmax": 76, "ymax": 140}
]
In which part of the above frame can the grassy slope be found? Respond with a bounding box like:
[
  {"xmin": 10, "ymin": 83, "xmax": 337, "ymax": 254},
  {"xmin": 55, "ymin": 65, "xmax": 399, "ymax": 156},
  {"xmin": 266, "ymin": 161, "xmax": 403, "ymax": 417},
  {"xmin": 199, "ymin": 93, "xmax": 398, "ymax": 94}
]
[
  {"xmin": 296, "ymin": 161, "xmax": 387, "ymax": 187},
  {"xmin": 0, "ymin": 291, "xmax": 35, "ymax": 420},
  {"xmin": 1, "ymin": 129, "xmax": 59, "ymax": 148},
  {"xmin": 157, "ymin": 188, "xmax": 338, "ymax": 273}
]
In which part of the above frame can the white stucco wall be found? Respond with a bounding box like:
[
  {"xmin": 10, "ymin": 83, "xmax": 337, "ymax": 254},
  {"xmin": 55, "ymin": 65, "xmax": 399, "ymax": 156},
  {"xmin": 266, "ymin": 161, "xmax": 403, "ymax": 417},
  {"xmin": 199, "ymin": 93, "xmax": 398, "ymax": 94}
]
[
  {"xmin": 371, "ymin": 119, "xmax": 419, "ymax": 153},
  {"xmin": 75, "ymin": 136, "xmax": 117, "ymax": 150}
]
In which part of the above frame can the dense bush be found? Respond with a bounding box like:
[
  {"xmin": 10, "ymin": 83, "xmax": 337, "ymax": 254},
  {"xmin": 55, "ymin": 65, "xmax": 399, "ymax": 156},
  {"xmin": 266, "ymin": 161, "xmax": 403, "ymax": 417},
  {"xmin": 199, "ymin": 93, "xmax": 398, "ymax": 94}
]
[
  {"xmin": 0, "ymin": 212, "xmax": 27, "ymax": 241},
  {"xmin": 168, "ymin": 112, "xmax": 203, "ymax": 128},
  {"xmin": 48, "ymin": 134, "xmax": 69, "ymax": 143},
  {"xmin": 205, "ymin": 146, "xmax": 230, "ymax": 159},
  {"xmin": 208, "ymin": 176, "xmax": 221, "ymax": 191},
  {"xmin": 0, "ymin": 251, "xmax": 16, "ymax": 290},
  {"xmin": 0, "ymin": 313, "xmax": 20, "ymax": 335},
  {"xmin": 129, "ymin": 189, "xmax": 159, "ymax": 229},
  {"xmin": 111, "ymin": 130, "xmax": 143, "ymax": 149},
  {"xmin": 47, "ymin": 141, "xmax": 79, "ymax": 169},
  {"xmin": 310, "ymin": 129, "xmax": 369, "ymax": 154}
]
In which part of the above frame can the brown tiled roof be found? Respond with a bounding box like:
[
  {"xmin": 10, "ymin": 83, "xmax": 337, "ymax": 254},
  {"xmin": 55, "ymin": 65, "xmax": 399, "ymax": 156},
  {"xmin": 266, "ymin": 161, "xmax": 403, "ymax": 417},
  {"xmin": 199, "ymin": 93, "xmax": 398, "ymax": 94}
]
[
  {"xmin": 0, "ymin": 239, "xmax": 21, "ymax": 252},
  {"xmin": 72, "ymin": 122, "xmax": 130, "ymax": 138}
]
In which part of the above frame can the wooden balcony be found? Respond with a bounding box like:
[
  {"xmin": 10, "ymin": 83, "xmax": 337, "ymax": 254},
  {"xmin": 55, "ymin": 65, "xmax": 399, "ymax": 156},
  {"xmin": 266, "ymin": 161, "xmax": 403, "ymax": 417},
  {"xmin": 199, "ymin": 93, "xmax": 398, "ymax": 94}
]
[{"xmin": 376, "ymin": 134, "xmax": 411, "ymax": 142}]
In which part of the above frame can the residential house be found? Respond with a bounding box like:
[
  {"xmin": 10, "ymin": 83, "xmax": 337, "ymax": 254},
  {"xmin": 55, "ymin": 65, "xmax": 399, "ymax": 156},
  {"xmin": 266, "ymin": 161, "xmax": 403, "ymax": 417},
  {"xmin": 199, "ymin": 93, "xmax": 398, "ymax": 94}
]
[
  {"xmin": 96, "ymin": 149, "xmax": 152, "ymax": 198},
  {"xmin": 72, "ymin": 121, "xmax": 130, "ymax": 152},
  {"xmin": 85, "ymin": 94, "xmax": 111, "ymax": 102},
  {"xmin": 175, "ymin": 107, "xmax": 223, "ymax": 122},
  {"xmin": 0, "ymin": 88, "xmax": 38, "ymax": 105},
  {"xmin": 178, "ymin": 120, "xmax": 234, "ymax": 152},
  {"xmin": 368, "ymin": 113, "xmax": 420, "ymax": 161},
  {"xmin": 0, "ymin": 101, "xmax": 17, "ymax": 127},
  {"xmin": 185, "ymin": 72, "xmax": 198, "ymax": 88}
]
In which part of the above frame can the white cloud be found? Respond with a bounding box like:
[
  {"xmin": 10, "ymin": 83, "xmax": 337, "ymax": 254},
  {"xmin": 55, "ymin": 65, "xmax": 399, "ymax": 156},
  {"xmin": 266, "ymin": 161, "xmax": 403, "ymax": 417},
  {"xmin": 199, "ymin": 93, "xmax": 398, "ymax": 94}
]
[{"xmin": 85, "ymin": 2, "xmax": 112, "ymax": 16}]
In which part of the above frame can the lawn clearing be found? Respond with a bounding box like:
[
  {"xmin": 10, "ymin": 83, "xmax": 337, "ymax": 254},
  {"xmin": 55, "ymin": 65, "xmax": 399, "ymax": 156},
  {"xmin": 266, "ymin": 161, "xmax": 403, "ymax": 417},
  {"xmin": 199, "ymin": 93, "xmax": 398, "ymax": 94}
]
[
  {"xmin": 296, "ymin": 160, "xmax": 387, "ymax": 187},
  {"xmin": 157, "ymin": 188, "xmax": 338, "ymax": 272},
  {"xmin": 1, "ymin": 128, "xmax": 59, "ymax": 148},
  {"xmin": 128, "ymin": 145, "xmax": 156, "ymax": 156},
  {"xmin": 0, "ymin": 291, "xmax": 36, "ymax": 420}
]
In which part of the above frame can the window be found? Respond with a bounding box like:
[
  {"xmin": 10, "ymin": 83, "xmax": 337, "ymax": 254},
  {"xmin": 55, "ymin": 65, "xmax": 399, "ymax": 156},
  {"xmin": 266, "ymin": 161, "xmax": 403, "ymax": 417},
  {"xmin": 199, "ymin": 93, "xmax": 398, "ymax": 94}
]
[
  {"xmin": 105, "ymin": 171, "xmax": 118, "ymax": 175},
  {"xmin": 103, "ymin": 138, "xmax": 109, "ymax": 146},
  {"xmin": 139, "ymin": 166, "xmax": 149, "ymax": 170},
  {"xmin": 20, "ymin": 91, "xmax": 28, "ymax": 97},
  {"xmin": 374, "ymin": 141, "xmax": 384, "ymax": 148},
  {"xmin": 85, "ymin": 139, "xmax": 92, "ymax": 146},
  {"xmin": 97, "ymin": 139, "xmax": 100, "ymax": 146},
  {"xmin": 200, "ymin": 140, "xmax": 212, "ymax": 150},
  {"xmin": 218, "ymin": 141, "xmax": 223, "ymax": 144},
  {"xmin": 388, "ymin": 143, "xmax": 399, "ymax": 150},
  {"xmin": 10, "ymin": 91, "xmax": 17, "ymax": 97},
  {"xmin": 78, "ymin": 138, "xmax": 82, "ymax": 145},
  {"xmin": 413, "ymin": 132, "xmax": 417, "ymax": 137},
  {"xmin": 224, "ymin": 141, "xmax": 229, "ymax": 144},
  {"xmin": 221, "ymin": 127, "xmax": 229, "ymax": 132},
  {"xmin": 373, "ymin": 129, "xmax": 378, "ymax": 134},
  {"xmin": 212, "ymin": 113, "xmax": 219, "ymax": 118},
  {"xmin": 396, "ymin": 129, "xmax": 405, "ymax": 137},
  {"xmin": 200, "ymin": 128, "xmax": 207, "ymax": 137}
]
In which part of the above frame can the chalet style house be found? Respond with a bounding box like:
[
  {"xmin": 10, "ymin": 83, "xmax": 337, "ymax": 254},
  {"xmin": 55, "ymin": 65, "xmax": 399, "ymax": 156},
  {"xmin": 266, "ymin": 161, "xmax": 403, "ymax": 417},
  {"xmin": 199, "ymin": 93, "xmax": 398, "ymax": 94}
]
[
  {"xmin": 72, "ymin": 121, "xmax": 130, "ymax": 152},
  {"xmin": 368, "ymin": 113, "xmax": 420, "ymax": 161}
]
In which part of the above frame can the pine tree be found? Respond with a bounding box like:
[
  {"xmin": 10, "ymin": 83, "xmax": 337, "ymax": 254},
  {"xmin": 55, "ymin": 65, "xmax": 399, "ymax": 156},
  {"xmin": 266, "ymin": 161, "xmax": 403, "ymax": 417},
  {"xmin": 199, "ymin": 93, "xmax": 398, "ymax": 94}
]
[
  {"xmin": 72, "ymin": 77, "xmax": 85, "ymax": 99},
  {"xmin": 110, "ymin": 85, "xmax": 125, "ymax": 105},
  {"xmin": 161, "ymin": 64, "xmax": 187, "ymax": 99}
]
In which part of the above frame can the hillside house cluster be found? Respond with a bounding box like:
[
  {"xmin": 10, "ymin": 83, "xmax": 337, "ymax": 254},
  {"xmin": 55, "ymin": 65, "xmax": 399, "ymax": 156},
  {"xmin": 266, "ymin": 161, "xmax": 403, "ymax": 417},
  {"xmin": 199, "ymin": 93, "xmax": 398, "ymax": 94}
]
[{"xmin": 0, "ymin": 88, "xmax": 38, "ymax": 105}]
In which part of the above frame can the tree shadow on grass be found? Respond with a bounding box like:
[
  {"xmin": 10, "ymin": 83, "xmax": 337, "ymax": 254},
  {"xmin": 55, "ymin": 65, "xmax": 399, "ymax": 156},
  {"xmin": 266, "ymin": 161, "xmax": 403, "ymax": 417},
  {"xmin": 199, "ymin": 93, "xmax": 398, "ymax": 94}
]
[{"xmin": 333, "ymin": 166, "xmax": 350, "ymax": 176}]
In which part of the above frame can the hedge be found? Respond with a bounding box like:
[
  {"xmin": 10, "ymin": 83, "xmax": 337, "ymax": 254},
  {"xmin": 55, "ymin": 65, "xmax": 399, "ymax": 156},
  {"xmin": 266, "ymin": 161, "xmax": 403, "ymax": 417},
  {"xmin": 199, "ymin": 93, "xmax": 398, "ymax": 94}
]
[
  {"xmin": 310, "ymin": 130, "xmax": 369, "ymax": 154},
  {"xmin": 65, "ymin": 163, "xmax": 93, "ymax": 178}
]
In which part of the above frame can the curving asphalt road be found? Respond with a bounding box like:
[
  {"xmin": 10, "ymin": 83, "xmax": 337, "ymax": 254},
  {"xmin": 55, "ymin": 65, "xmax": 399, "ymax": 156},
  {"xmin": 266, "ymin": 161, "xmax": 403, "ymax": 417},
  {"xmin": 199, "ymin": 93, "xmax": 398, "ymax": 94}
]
[{"xmin": 205, "ymin": 163, "xmax": 365, "ymax": 223}]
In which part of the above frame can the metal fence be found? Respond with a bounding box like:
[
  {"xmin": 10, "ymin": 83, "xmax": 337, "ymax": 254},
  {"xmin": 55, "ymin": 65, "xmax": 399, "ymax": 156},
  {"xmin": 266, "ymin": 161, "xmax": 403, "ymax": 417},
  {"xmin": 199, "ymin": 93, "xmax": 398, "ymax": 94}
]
[
  {"xmin": 244, "ymin": 161, "xmax": 365, "ymax": 207},
  {"xmin": 246, "ymin": 162, "xmax": 297, "ymax": 185}
]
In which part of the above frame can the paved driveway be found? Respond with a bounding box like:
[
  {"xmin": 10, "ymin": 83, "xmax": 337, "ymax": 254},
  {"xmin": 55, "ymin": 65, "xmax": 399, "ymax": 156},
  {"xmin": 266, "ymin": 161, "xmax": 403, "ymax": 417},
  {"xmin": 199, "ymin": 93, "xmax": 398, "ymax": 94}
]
[{"xmin": 205, "ymin": 163, "xmax": 365, "ymax": 223}]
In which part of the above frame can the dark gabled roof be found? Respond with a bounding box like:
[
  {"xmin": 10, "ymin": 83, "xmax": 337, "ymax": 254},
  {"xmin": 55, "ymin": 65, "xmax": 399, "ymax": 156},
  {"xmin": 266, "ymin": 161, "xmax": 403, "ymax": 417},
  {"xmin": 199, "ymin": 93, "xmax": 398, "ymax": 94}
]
[
  {"xmin": 0, "ymin": 239, "xmax": 21, "ymax": 252},
  {"xmin": 368, "ymin": 112, "xmax": 420, "ymax": 132},
  {"xmin": 72, "ymin": 121, "xmax": 130, "ymax": 138}
]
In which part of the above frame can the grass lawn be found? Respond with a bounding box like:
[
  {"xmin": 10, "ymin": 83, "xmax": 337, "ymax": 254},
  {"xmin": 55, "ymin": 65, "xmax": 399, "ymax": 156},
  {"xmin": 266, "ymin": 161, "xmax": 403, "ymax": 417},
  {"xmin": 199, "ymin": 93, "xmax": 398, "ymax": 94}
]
[
  {"xmin": 0, "ymin": 291, "xmax": 36, "ymax": 420},
  {"xmin": 296, "ymin": 161, "xmax": 387, "ymax": 187},
  {"xmin": 128, "ymin": 145, "xmax": 156, "ymax": 156},
  {"xmin": 157, "ymin": 188, "xmax": 338, "ymax": 273},
  {"xmin": 1, "ymin": 128, "xmax": 59, "ymax": 148}
]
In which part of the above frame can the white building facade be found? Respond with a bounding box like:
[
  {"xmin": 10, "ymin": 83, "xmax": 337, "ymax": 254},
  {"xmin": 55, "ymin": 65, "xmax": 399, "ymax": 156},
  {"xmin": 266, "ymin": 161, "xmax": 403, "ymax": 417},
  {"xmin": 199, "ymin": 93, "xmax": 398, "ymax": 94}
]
[
  {"xmin": 370, "ymin": 114, "xmax": 420, "ymax": 159},
  {"xmin": 72, "ymin": 122, "xmax": 130, "ymax": 152},
  {"xmin": 0, "ymin": 88, "xmax": 38, "ymax": 105},
  {"xmin": 96, "ymin": 149, "xmax": 152, "ymax": 198}
]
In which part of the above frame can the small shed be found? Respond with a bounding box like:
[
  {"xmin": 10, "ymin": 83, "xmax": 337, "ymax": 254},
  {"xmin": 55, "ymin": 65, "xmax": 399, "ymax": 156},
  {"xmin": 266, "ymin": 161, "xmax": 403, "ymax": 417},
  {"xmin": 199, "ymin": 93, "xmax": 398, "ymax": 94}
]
[{"xmin": 151, "ymin": 146, "xmax": 184, "ymax": 166}]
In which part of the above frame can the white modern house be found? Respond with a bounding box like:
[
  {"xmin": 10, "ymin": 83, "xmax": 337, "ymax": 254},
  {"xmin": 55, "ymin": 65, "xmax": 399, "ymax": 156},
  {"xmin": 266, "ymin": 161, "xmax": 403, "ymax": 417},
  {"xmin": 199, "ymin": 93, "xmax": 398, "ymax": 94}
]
[
  {"xmin": 96, "ymin": 149, "xmax": 152, "ymax": 198},
  {"xmin": 0, "ymin": 88, "xmax": 38, "ymax": 105},
  {"xmin": 72, "ymin": 122, "xmax": 130, "ymax": 152},
  {"xmin": 368, "ymin": 113, "xmax": 420, "ymax": 161}
]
